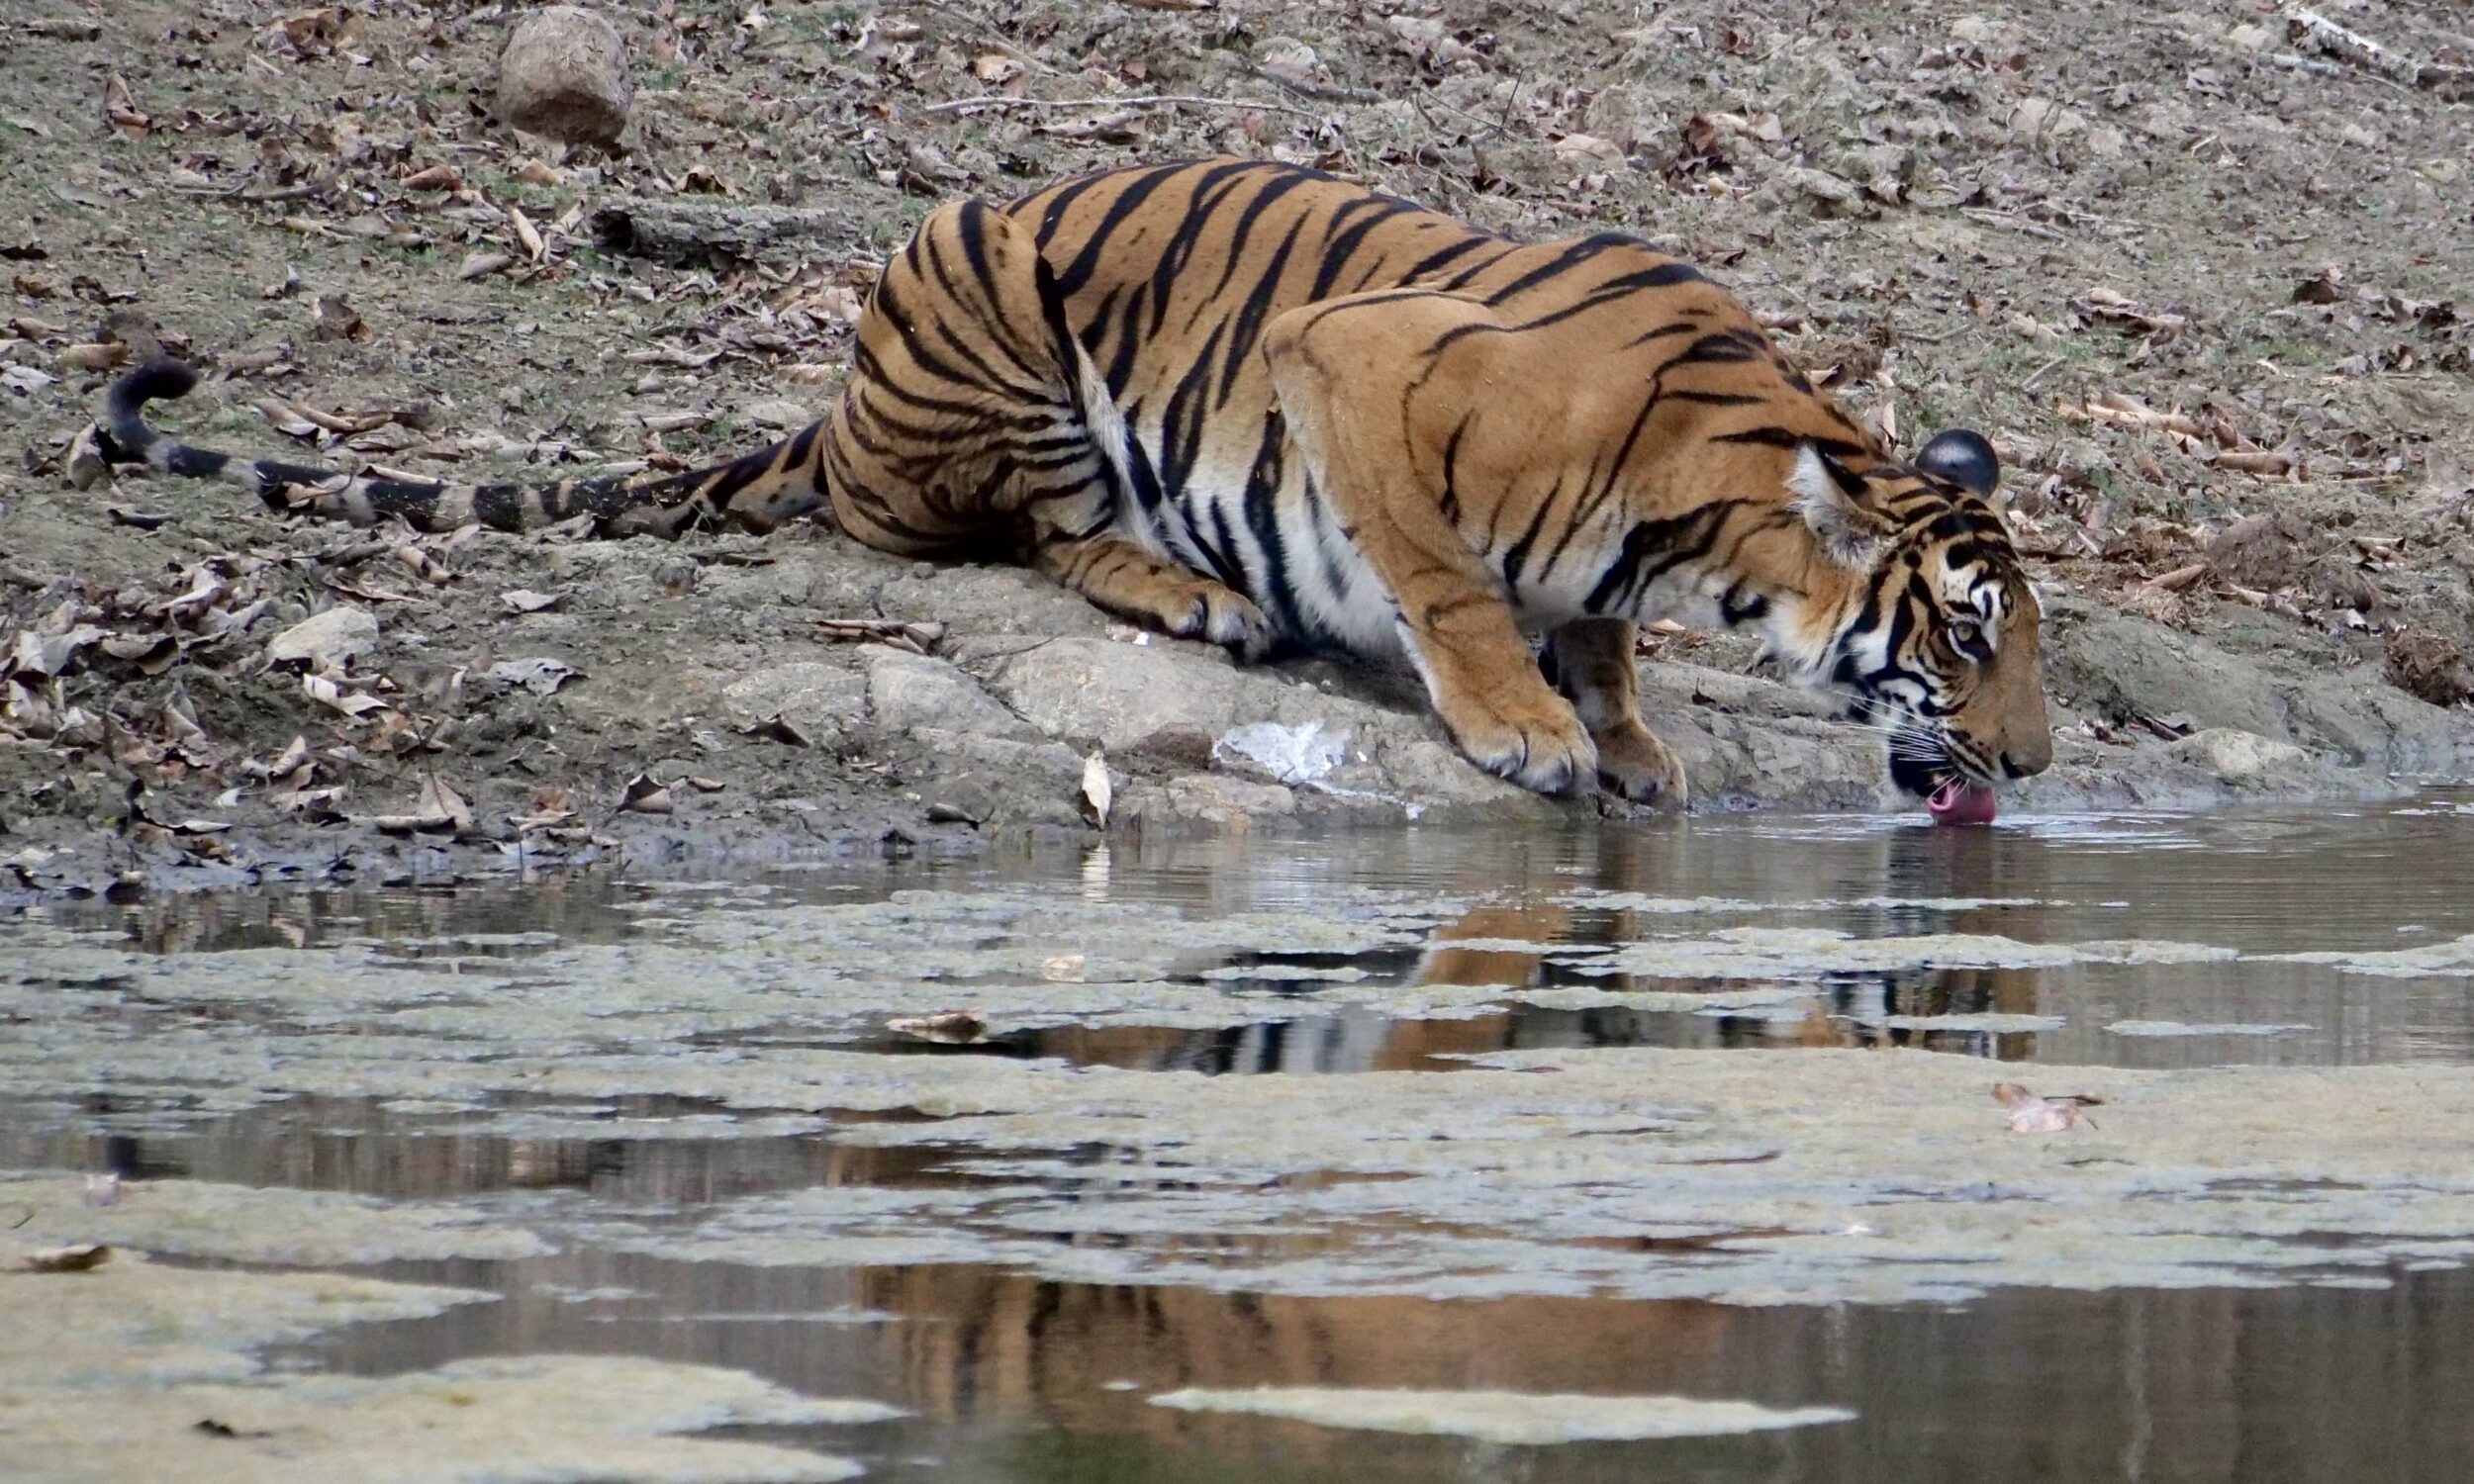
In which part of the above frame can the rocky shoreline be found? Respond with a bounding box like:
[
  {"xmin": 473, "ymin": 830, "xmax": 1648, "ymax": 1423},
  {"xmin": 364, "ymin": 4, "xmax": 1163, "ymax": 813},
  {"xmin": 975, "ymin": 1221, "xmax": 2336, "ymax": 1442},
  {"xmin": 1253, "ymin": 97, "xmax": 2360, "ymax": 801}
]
[{"xmin": 6, "ymin": 525, "xmax": 2463, "ymax": 905}]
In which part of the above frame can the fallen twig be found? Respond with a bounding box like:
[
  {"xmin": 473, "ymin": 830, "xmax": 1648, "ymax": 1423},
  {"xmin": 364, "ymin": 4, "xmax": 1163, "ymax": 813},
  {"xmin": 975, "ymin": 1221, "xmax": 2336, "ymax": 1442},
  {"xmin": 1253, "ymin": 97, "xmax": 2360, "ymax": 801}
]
[
  {"xmin": 926, "ymin": 93, "xmax": 1327, "ymax": 124},
  {"xmin": 1246, "ymin": 64, "xmax": 1379, "ymax": 105},
  {"xmin": 2283, "ymin": 5, "xmax": 2416, "ymax": 83}
]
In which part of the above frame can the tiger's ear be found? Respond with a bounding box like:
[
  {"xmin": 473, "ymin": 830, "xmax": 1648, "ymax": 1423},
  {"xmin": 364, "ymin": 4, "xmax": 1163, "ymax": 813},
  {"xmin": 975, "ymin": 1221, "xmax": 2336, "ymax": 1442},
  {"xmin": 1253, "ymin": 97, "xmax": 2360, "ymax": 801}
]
[{"xmin": 1788, "ymin": 442, "xmax": 1893, "ymax": 568}]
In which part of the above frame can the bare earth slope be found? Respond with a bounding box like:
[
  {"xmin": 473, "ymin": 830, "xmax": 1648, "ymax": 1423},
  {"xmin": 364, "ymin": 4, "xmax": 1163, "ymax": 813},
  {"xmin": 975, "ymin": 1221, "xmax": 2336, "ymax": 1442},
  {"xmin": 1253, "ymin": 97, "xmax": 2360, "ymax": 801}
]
[{"xmin": 4, "ymin": 0, "xmax": 2473, "ymax": 895}]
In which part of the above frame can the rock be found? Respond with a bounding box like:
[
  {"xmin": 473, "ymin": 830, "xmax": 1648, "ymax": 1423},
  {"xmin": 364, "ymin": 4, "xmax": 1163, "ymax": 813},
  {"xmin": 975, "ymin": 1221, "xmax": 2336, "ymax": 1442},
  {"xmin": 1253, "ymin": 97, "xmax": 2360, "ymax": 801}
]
[
  {"xmin": 2043, "ymin": 596, "xmax": 2474, "ymax": 775},
  {"xmin": 2043, "ymin": 603, "xmax": 2287, "ymax": 740},
  {"xmin": 860, "ymin": 646, "xmax": 1029, "ymax": 738},
  {"xmin": 907, "ymin": 728, "xmax": 1089, "ymax": 831},
  {"xmin": 495, "ymin": 6, "xmax": 631, "ymax": 148},
  {"xmin": 986, "ymin": 637, "xmax": 1244, "ymax": 748},
  {"xmin": 743, "ymin": 399, "xmax": 814, "ymax": 431},
  {"xmin": 266, "ymin": 606, "xmax": 378, "ymax": 671},
  {"xmin": 719, "ymin": 663, "xmax": 867, "ymax": 745},
  {"xmin": 909, "ymin": 728, "xmax": 1084, "ymax": 782},
  {"xmin": 2172, "ymin": 728, "xmax": 2311, "ymax": 786},
  {"xmin": 1121, "ymin": 723, "xmax": 1217, "ymax": 769},
  {"xmin": 1120, "ymin": 774, "xmax": 1301, "ymax": 834}
]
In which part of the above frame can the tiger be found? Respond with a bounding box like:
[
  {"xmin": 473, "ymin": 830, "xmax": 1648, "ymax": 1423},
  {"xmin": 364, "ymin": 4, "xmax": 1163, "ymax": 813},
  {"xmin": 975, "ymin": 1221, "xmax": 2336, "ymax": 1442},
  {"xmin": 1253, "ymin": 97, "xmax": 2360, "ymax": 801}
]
[{"xmin": 98, "ymin": 155, "xmax": 2052, "ymax": 816}]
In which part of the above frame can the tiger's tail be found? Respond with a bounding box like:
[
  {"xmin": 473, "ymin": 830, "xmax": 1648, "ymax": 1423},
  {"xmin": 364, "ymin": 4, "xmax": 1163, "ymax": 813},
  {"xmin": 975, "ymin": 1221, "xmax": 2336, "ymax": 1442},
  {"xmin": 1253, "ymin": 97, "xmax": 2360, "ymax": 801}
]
[{"xmin": 99, "ymin": 356, "xmax": 833, "ymax": 538}]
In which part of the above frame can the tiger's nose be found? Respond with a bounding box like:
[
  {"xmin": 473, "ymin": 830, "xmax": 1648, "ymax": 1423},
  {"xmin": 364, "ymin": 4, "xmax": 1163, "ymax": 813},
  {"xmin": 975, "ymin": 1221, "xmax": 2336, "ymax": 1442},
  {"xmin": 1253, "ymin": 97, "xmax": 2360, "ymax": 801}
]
[{"xmin": 2000, "ymin": 744, "xmax": 2051, "ymax": 780}]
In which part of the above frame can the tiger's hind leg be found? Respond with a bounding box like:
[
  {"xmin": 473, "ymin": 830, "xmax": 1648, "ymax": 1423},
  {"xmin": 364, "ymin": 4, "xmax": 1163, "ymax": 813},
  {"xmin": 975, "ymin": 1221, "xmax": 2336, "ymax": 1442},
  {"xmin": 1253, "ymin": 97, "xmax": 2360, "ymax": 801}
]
[
  {"xmin": 1545, "ymin": 618, "xmax": 1688, "ymax": 805},
  {"xmin": 823, "ymin": 198, "xmax": 1267, "ymax": 657}
]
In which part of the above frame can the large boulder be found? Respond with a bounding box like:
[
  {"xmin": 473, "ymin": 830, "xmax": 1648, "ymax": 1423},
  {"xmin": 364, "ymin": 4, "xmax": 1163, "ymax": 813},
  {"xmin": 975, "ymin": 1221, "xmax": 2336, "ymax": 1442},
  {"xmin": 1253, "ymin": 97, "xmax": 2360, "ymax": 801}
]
[{"xmin": 495, "ymin": 6, "xmax": 631, "ymax": 148}]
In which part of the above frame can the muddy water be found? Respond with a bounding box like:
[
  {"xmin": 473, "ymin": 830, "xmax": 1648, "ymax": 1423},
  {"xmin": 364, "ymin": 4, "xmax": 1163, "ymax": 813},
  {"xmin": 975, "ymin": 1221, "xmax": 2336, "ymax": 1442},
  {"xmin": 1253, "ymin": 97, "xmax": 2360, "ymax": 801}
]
[{"xmin": 8, "ymin": 798, "xmax": 2474, "ymax": 1481}]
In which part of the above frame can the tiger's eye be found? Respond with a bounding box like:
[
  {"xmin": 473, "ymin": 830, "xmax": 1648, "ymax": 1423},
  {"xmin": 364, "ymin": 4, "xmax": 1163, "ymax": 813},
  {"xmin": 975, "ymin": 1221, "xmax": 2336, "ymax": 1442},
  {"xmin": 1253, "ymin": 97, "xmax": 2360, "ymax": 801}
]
[{"xmin": 1949, "ymin": 618, "xmax": 1983, "ymax": 652}]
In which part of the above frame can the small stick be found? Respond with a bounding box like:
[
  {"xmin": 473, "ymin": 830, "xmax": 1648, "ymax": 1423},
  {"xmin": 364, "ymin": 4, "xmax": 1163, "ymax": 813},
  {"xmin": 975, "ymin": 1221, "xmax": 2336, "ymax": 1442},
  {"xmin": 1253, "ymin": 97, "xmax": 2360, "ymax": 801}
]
[
  {"xmin": 168, "ymin": 181, "xmax": 327, "ymax": 203},
  {"xmin": 1246, "ymin": 65, "xmax": 1378, "ymax": 105},
  {"xmin": 1960, "ymin": 208, "xmax": 2068, "ymax": 242},
  {"xmin": 925, "ymin": 93, "xmax": 1326, "ymax": 124},
  {"xmin": 2284, "ymin": 5, "xmax": 2416, "ymax": 82}
]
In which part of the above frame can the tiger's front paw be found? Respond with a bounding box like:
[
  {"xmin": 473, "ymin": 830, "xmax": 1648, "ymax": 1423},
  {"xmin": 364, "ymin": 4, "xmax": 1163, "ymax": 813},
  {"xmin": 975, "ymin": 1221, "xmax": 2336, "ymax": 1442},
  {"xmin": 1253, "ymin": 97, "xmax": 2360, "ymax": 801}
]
[
  {"xmin": 1169, "ymin": 585, "xmax": 1273, "ymax": 662},
  {"xmin": 1593, "ymin": 717, "xmax": 1689, "ymax": 807},
  {"xmin": 1444, "ymin": 691, "xmax": 1599, "ymax": 796}
]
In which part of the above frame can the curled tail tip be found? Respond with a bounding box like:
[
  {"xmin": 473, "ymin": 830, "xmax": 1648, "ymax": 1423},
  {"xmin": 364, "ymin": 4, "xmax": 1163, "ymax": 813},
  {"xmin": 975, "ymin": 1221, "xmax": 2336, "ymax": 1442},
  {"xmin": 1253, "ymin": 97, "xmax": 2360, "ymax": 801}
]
[
  {"xmin": 108, "ymin": 353, "xmax": 201, "ymax": 408},
  {"xmin": 103, "ymin": 354, "xmax": 202, "ymax": 453}
]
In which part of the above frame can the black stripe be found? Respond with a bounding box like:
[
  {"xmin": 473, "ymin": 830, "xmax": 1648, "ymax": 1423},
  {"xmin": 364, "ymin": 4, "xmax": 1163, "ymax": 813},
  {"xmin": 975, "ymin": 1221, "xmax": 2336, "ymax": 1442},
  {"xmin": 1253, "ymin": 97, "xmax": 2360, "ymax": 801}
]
[
  {"xmin": 1305, "ymin": 197, "xmax": 1418, "ymax": 302},
  {"xmin": 1479, "ymin": 233, "xmax": 1632, "ymax": 306},
  {"xmin": 1050, "ymin": 163, "xmax": 1187, "ymax": 300},
  {"xmin": 1625, "ymin": 320, "xmax": 1700, "ymax": 349},
  {"xmin": 1239, "ymin": 421, "xmax": 1302, "ymax": 637},
  {"xmin": 1438, "ymin": 413, "xmax": 1472, "ymax": 522},
  {"xmin": 1214, "ymin": 213, "xmax": 1314, "ymax": 406},
  {"xmin": 1711, "ymin": 427, "xmax": 1870, "ymax": 459},
  {"xmin": 1663, "ymin": 329, "xmax": 1764, "ymax": 366},
  {"xmin": 1583, "ymin": 503, "xmax": 1744, "ymax": 613},
  {"xmin": 1497, "ymin": 479, "xmax": 1561, "ymax": 589},
  {"xmin": 1398, "ymin": 232, "xmax": 1495, "ymax": 285},
  {"xmin": 1143, "ymin": 159, "xmax": 1259, "ymax": 338},
  {"xmin": 1190, "ymin": 168, "xmax": 1321, "ymax": 325}
]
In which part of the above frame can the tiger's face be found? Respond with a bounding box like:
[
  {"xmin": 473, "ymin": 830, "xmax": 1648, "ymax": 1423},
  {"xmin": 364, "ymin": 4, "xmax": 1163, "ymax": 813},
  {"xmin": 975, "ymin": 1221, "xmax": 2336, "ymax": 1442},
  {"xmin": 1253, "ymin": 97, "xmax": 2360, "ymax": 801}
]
[{"xmin": 1788, "ymin": 428, "xmax": 2054, "ymax": 802}]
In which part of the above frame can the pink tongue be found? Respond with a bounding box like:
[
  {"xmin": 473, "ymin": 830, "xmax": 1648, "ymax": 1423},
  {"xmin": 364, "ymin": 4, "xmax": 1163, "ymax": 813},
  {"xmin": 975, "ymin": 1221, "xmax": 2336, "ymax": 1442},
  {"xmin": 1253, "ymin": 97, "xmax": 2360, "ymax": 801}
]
[{"xmin": 1927, "ymin": 778, "xmax": 1998, "ymax": 826}]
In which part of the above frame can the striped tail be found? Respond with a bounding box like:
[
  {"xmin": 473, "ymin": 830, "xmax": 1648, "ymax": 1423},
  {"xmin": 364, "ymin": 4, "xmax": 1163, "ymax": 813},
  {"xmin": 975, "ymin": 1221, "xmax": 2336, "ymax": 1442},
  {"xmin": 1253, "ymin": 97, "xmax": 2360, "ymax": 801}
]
[{"xmin": 99, "ymin": 356, "xmax": 833, "ymax": 538}]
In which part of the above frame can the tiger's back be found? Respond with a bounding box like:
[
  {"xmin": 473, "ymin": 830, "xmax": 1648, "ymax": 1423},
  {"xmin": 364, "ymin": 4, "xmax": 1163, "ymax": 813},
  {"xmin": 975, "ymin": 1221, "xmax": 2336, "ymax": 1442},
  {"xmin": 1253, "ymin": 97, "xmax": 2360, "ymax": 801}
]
[{"xmin": 828, "ymin": 158, "xmax": 1868, "ymax": 660}]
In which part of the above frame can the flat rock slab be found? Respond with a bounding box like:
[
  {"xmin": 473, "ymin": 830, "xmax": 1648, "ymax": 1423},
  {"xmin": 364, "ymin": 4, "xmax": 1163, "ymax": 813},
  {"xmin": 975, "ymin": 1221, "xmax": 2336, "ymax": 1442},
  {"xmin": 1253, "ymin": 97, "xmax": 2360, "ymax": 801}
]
[
  {"xmin": 861, "ymin": 644, "xmax": 1029, "ymax": 739},
  {"xmin": 720, "ymin": 662, "xmax": 867, "ymax": 743}
]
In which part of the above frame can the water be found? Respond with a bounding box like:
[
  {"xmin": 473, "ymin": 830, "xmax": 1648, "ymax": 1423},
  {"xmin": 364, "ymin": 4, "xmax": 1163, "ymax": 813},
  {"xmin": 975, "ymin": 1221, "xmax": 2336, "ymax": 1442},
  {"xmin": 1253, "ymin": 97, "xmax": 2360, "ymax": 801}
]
[{"xmin": 7, "ymin": 798, "xmax": 2474, "ymax": 1480}]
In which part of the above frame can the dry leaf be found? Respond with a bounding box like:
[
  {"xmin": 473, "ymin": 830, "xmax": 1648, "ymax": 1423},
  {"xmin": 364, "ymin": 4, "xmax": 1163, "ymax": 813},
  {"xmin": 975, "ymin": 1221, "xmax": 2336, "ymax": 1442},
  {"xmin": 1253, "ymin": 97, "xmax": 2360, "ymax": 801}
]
[
  {"xmin": 314, "ymin": 293, "xmax": 369, "ymax": 342},
  {"xmin": 1552, "ymin": 133, "xmax": 1625, "ymax": 165},
  {"xmin": 487, "ymin": 656, "xmax": 579, "ymax": 696},
  {"xmin": 620, "ymin": 772, "xmax": 674, "ymax": 814},
  {"xmin": 417, "ymin": 775, "xmax": 473, "ymax": 832},
  {"xmin": 11, "ymin": 1244, "xmax": 112, "ymax": 1273},
  {"xmin": 509, "ymin": 206, "xmax": 545, "ymax": 263},
  {"xmin": 253, "ymin": 398, "xmax": 323, "ymax": 439},
  {"xmin": 56, "ymin": 341, "xmax": 130, "ymax": 372},
  {"xmin": 1081, "ymin": 752, "xmax": 1111, "ymax": 827},
  {"xmin": 511, "ymin": 786, "xmax": 576, "ymax": 829},
  {"xmin": 65, "ymin": 423, "xmax": 111, "ymax": 490},
  {"xmin": 302, "ymin": 672, "xmax": 390, "ymax": 718},
  {"xmin": 1040, "ymin": 954, "xmax": 1088, "ymax": 982},
  {"xmin": 888, "ymin": 1010, "xmax": 989, "ymax": 1045},
  {"xmin": 741, "ymin": 713, "xmax": 811, "ymax": 747},
  {"xmin": 1992, "ymin": 1081, "xmax": 2094, "ymax": 1133},
  {"xmin": 500, "ymin": 589, "xmax": 563, "ymax": 614}
]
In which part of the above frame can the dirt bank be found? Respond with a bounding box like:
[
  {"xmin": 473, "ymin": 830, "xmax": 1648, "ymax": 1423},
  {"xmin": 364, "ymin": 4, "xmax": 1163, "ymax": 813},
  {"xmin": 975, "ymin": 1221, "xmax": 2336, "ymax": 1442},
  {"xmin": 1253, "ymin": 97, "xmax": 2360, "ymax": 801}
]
[{"xmin": 6, "ymin": 0, "xmax": 2473, "ymax": 899}]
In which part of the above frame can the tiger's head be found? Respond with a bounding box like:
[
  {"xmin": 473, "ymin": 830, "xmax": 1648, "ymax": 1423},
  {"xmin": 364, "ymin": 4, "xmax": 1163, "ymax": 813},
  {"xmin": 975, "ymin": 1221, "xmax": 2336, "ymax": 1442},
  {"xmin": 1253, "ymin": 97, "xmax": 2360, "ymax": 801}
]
[{"xmin": 1781, "ymin": 427, "xmax": 2053, "ymax": 813}]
